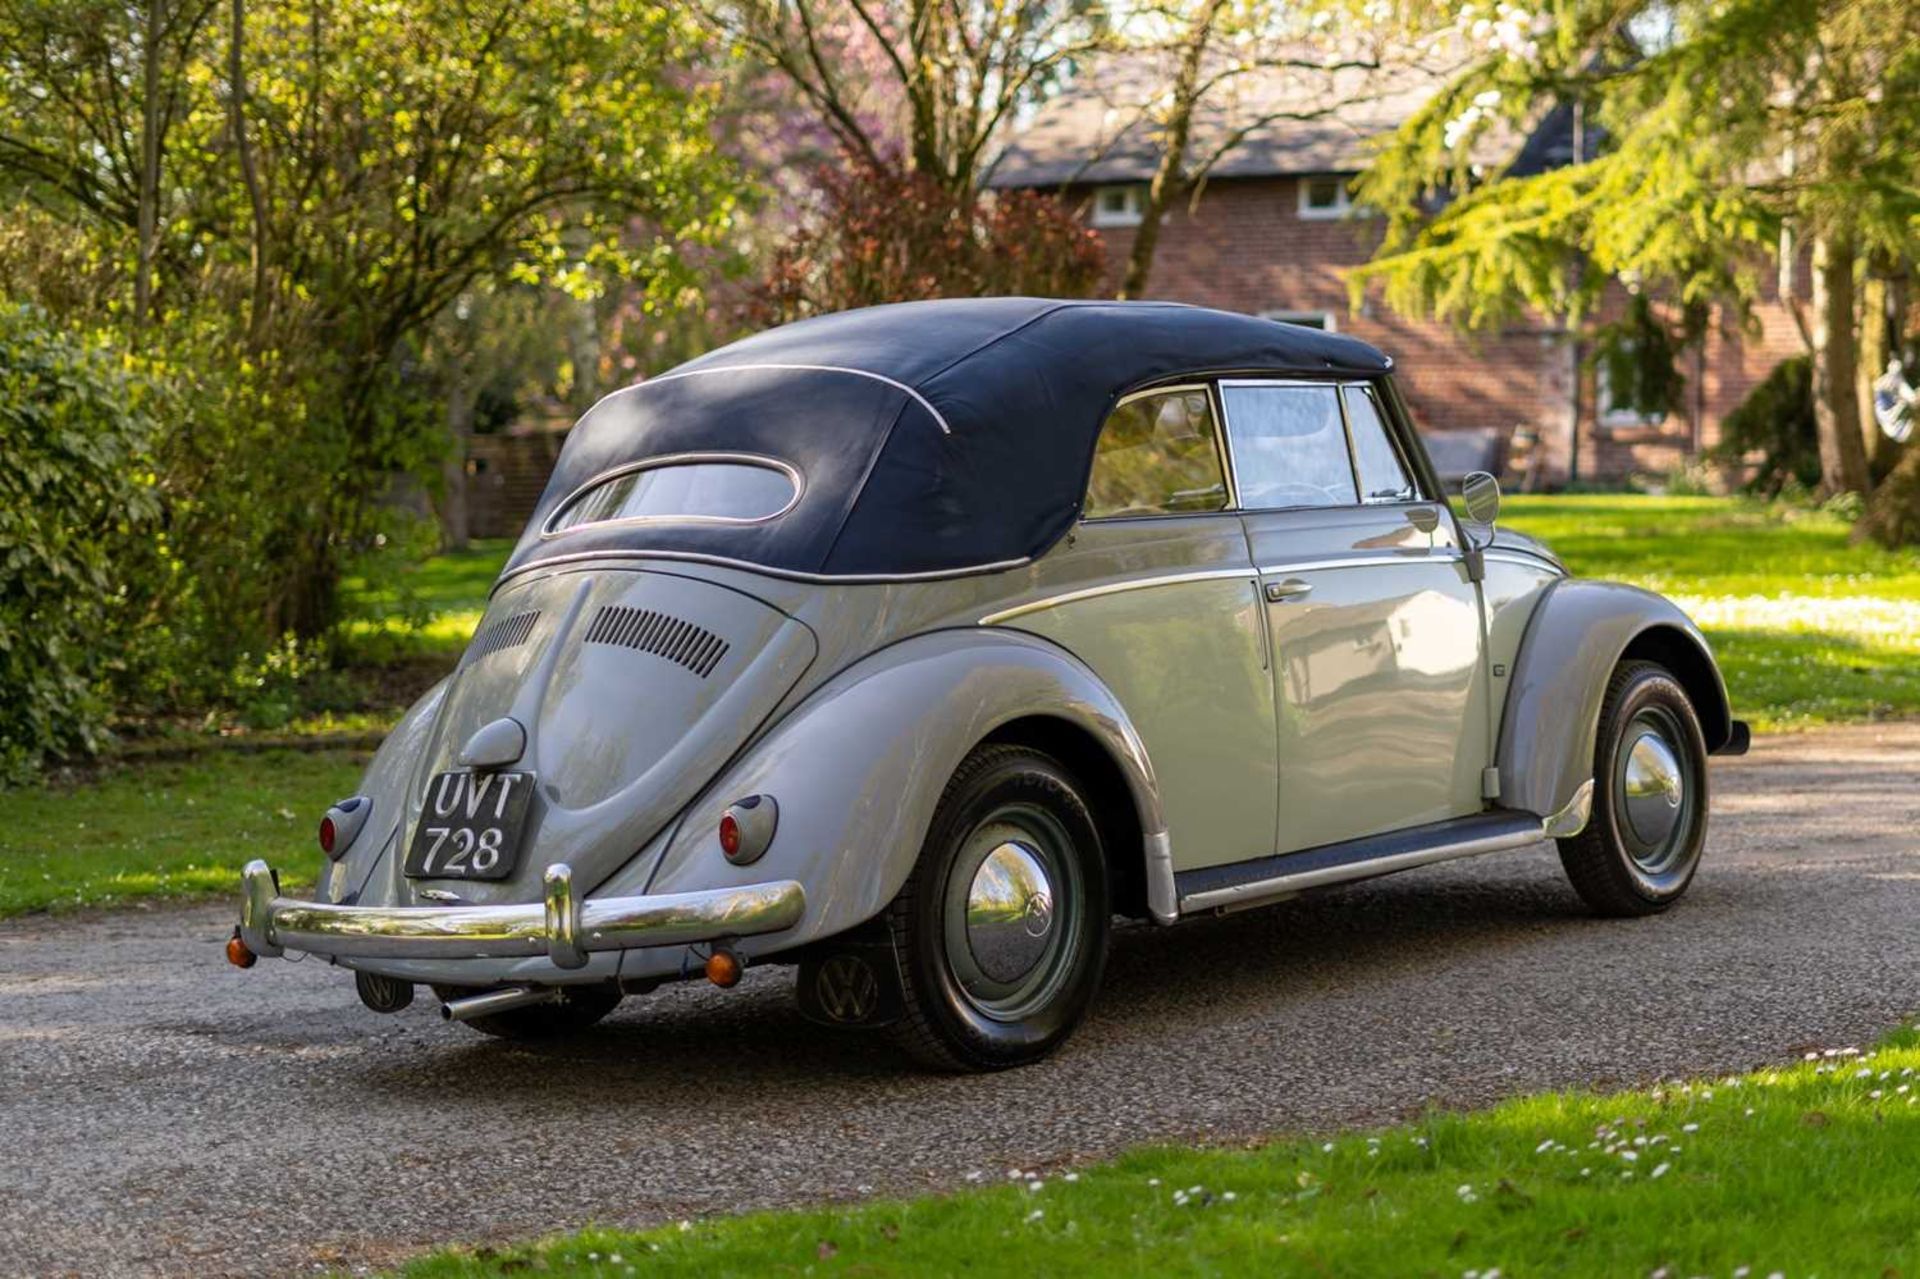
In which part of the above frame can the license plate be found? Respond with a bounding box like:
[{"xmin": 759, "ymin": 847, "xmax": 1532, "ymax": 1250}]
[{"xmin": 404, "ymin": 771, "xmax": 535, "ymax": 880}]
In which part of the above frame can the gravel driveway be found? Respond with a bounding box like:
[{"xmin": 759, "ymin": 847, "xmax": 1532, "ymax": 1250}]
[{"xmin": 2, "ymin": 723, "xmax": 1914, "ymax": 1278}]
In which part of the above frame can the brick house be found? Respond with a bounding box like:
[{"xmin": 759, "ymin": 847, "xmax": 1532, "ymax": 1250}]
[{"xmin": 986, "ymin": 57, "xmax": 1804, "ymax": 486}]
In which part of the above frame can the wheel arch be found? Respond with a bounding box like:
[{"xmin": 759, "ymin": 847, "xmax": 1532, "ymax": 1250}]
[
  {"xmin": 982, "ymin": 715, "xmax": 1152, "ymax": 923},
  {"xmin": 1498, "ymin": 579, "xmax": 1735, "ymax": 821},
  {"xmin": 633, "ymin": 627, "xmax": 1174, "ymax": 956}
]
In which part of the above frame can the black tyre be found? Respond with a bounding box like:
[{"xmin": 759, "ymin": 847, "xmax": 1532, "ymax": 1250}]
[
  {"xmin": 434, "ymin": 984, "xmax": 623, "ymax": 1040},
  {"xmin": 887, "ymin": 744, "xmax": 1110, "ymax": 1072},
  {"xmin": 1556, "ymin": 660, "xmax": 1710, "ymax": 916}
]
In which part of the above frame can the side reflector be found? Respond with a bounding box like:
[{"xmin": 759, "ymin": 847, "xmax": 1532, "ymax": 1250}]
[{"xmin": 226, "ymin": 931, "xmax": 257, "ymax": 969}]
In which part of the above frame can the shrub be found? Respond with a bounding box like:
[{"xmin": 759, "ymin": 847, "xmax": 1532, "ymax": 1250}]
[
  {"xmin": 0, "ymin": 306, "xmax": 160, "ymax": 780},
  {"xmin": 750, "ymin": 150, "xmax": 1107, "ymax": 323},
  {"xmin": 1709, "ymin": 355, "xmax": 1821, "ymax": 496}
]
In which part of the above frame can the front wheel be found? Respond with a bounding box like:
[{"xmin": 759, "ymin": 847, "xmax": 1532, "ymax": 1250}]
[
  {"xmin": 1556, "ymin": 660, "xmax": 1710, "ymax": 916},
  {"xmin": 887, "ymin": 745, "xmax": 1110, "ymax": 1072}
]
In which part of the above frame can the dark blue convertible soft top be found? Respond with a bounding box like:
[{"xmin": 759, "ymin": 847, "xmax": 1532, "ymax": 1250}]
[{"xmin": 504, "ymin": 298, "xmax": 1393, "ymax": 580}]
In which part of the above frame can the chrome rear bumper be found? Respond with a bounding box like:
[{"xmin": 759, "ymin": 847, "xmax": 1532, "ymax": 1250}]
[{"xmin": 237, "ymin": 860, "xmax": 804, "ymax": 970}]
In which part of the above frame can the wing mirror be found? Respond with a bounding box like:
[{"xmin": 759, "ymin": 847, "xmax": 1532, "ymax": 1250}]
[{"xmin": 1458, "ymin": 470, "xmax": 1500, "ymax": 553}]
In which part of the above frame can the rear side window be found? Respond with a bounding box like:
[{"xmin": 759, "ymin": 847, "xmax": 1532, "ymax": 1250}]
[
  {"xmin": 547, "ymin": 459, "xmax": 797, "ymax": 534},
  {"xmin": 1218, "ymin": 384, "xmax": 1359, "ymax": 509},
  {"xmin": 1085, "ymin": 387, "xmax": 1229, "ymax": 518},
  {"xmin": 1342, "ymin": 384, "xmax": 1416, "ymax": 502}
]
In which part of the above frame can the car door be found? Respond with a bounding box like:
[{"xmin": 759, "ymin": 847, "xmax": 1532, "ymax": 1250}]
[
  {"xmin": 1218, "ymin": 378, "xmax": 1491, "ymax": 855},
  {"xmin": 996, "ymin": 384, "xmax": 1279, "ymax": 871}
]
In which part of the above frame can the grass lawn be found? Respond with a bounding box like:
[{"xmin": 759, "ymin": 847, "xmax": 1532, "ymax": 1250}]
[
  {"xmin": 336, "ymin": 537, "xmax": 517, "ymax": 665},
  {"xmin": 0, "ymin": 749, "xmax": 365, "ymax": 917},
  {"xmin": 1502, "ymin": 495, "xmax": 1920, "ymax": 732},
  {"xmin": 399, "ymin": 1026, "xmax": 1920, "ymax": 1278}
]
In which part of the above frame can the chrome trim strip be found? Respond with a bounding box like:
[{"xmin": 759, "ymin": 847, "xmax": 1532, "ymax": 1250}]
[
  {"xmin": 979, "ymin": 566, "xmax": 1255, "ymax": 625},
  {"xmin": 642, "ymin": 363, "xmax": 955, "ymax": 435},
  {"xmin": 539, "ymin": 452, "xmax": 804, "ymax": 540},
  {"xmin": 497, "ymin": 549, "xmax": 1033, "ymax": 592},
  {"xmin": 1253, "ymin": 552, "xmax": 1465, "ymax": 575},
  {"xmin": 1178, "ymin": 822, "xmax": 1547, "ymax": 915},
  {"xmin": 1483, "ymin": 549, "xmax": 1566, "ymax": 575},
  {"xmin": 239, "ymin": 859, "xmax": 804, "ymax": 963},
  {"xmin": 1541, "ymin": 777, "xmax": 1596, "ymax": 838}
]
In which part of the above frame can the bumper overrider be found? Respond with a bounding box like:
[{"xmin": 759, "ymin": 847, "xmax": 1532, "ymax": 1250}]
[{"xmin": 236, "ymin": 860, "xmax": 805, "ymax": 970}]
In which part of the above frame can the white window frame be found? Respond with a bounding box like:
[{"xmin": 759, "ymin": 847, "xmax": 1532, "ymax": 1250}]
[
  {"xmin": 1090, "ymin": 183, "xmax": 1146, "ymax": 228},
  {"xmin": 1595, "ymin": 357, "xmax": 1669, "ymax": 429},
  {"xmin": 1260, "ymin": 310, "xmax": 1337, "ymax": 332},
  {"xmin": 1296, "ymin": 174, "xmax": 1355, "ymax": 220}
]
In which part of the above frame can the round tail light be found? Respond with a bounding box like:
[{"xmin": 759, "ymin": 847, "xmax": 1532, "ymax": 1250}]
[
  {"xmin": 718, "ymin": 796, "xmax": 777, "ymax": 865},
  {"xmin": 318, "ymin": 816, "xmax": 337, "ymax": 856}
]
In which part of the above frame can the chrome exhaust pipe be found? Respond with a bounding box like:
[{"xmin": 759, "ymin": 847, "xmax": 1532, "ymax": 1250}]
[{"xmin": 440, "ymin": 985, "xmax": 561, "ymax": 1022}]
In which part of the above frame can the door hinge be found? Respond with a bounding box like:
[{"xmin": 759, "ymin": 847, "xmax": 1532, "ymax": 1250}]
[{"xmin": 1481, "ymin": 766, "xmax": 1502, "ymax": 800}]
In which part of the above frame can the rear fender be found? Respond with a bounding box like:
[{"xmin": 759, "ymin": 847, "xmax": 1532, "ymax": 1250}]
[
  {"xmin": 1498, "ymin": 579, "xmax": 1733, "ymax": 820},
  {"xmin": 614, "ymin": 627, "xmax": 1169, "ymax": 956}
]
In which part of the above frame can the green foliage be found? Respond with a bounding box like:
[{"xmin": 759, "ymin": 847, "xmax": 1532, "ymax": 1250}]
[
  {"xmin": 400, "ymin": 1028, "xmax": 1920, "ymax": 1277},
  {"xmin": 1357, "ymin": 0, "xmax": 1920, "ymax": 320},
  {"xmin": 0, "ymin": 0, "xmax": 745, "ymax": 768},
  {"xmin": 1708, "ymin": 357, "xmax": 1821, "ymax": 496},
  {"xmin": 0, "ymin": 306, "xmax": 160, "ymax": 781}
]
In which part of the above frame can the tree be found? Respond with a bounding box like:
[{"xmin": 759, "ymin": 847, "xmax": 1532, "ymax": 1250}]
[
  {"xmin": 1350, "ymin": 0, "xmax": 1920, "ymax": 502},
  {"xmin": 714, "ymin": 0, "xmax": 1107, "ymax": 208},
  {"xmin": 0, "ymin": 0, "xmax": 739, "ymax": 641},
  {"xmin": 1085, "ymin": 0, "xmax": 1414, "ymax": 298}
]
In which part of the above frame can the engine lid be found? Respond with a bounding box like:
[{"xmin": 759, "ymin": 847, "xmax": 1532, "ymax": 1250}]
[{"xmin": 379, "ymin": 567, "xmax": 817, "ymax": 906}]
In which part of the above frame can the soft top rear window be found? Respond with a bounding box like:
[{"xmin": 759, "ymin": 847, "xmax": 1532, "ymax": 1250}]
[{"xmin": 545, "ymin": 457, "xmax": 798, "ymax": 536}]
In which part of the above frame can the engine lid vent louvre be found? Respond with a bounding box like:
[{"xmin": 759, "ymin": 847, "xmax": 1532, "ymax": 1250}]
[
  {"xmin": 584, "ymin": 605, "xmax": 730, "ymax": 678},
  {"xmin": 465, "ymin": 611, "xmax": 540, "ymax": 663}
]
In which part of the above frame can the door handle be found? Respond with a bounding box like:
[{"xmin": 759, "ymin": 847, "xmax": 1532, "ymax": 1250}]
[{"xmin": 1264, "ymin": 578, "xmax": 1313, "ymax": 603}]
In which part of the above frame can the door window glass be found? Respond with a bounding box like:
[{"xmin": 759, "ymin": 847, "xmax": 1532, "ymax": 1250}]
[
  {"xmin": 1219, "ymin": 384, "xmax": 1358, "ymax": 509},
  {"xmin": 1342, "ymin": 384, "xmax": 1416, "ymax": 502},
  {"xmin": 1085, "ymin": 387, "xmax": 1229, "ymax": 518}
]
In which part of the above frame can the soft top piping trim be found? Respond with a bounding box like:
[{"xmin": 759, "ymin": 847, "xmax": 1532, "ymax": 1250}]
[
  {"xmin": 493, "ymin": 548, "xmax": 1032, "ymax": 595},
  {"xmin": 640, "ymin": 363, "xmax": 955, "ymax": 436}
]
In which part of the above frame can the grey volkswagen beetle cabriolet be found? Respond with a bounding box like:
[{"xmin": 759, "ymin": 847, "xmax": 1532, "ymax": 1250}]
[{"xmin": 232, "ymin": 298, "xmax": 1749, "ymax": 1070}]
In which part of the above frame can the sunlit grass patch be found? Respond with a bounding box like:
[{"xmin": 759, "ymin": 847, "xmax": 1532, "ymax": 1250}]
[
  {"xmin": 1503, "ymin": 496, "xmax": 1920, "ymax": 732},
  {"xmin": 0, "ymin": 749, "xmax": 364, "ymax": 916},
  {"xmin": 336, "ymin": 537, "xmax": 512, "ymax": 663},
  {"xmin": 398, "ymin": 1027, "xmax": 1920, "ymax": 1278}
]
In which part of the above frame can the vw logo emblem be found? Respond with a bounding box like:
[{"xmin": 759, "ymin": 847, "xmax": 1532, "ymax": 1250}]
[{"xmin": 815, "ymin": 954, "xmax": 880, "ymax": 1023}]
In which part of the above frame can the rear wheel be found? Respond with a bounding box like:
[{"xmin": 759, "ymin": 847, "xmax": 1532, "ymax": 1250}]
[
  {"xmin": 433, "ymin": 984, "xmax": 623, "ymax": 1040},
  {"xmin": 1556, "ymin": 660, "xmax": 1709, "ymax": 916},
  {"xmin": 887, "ymin": 745, "xmax": 1110, "ymax": 1072}
]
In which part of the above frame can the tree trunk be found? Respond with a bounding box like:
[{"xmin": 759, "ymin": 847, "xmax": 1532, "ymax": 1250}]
[
  {"xmin": 134, "ymin": 0, "xmax": 166, "ymax": 328},
  {"xmin": 438, "ymin": 371, "xmax": 475, "ymax": 552},
  {"xmin": 1118, "ymin": 0, "xmax": 1225, "ymax": 300},
  {"xmin": 1859, "ymin": 440, "xmax": 1920, "ymax": 547},
  {"xmin": 1809, "ymin": 232, "xmax": 1870, "ymax": 495},
  {"xmin": 1856, "ymin": 255, "xmax": 1910, "ymax": 482},
  {"xmin": 230, "ymin": 0, "xmax": 272, "ymax": 345}
]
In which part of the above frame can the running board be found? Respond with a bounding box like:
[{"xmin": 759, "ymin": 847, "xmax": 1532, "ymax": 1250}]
[{"xmin": 1175, "ymin": 810, "xmax": 1550, "ymax": 916}]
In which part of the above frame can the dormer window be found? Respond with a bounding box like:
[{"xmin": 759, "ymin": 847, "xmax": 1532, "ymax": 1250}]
[
  {"xmin": 1091, "ymin": 184, "xmax": 1146, "ymax": 228},
  {"xmin": 1297, "ymin": 174, "xmax": 1354, "ymax": 220}
]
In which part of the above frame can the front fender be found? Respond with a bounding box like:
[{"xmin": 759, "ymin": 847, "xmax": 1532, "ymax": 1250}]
[
  {"xmin": 1498, "ymin": 579, "xmax": 1733, "ymax": 820},
  {"xmin": 612, "ymin": 627, "xmax": 1167, "ymax": 952}
]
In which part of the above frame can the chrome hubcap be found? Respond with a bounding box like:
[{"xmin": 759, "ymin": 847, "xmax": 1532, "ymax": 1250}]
[
  {"xmin": 1612, "ymin": 707, "xmax": 1695, "ymax": 877},
  {"xmin": 964, "ymin": 842, "xmax": 1056, "ymax": 983},
  {"xmin": 1622, "ymin": 730, "xmax": 1685, "ymax": 846},
  {"xmin": 942, "ymin": 804, "xmax": 1080, "ymax": 1022}
]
